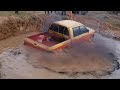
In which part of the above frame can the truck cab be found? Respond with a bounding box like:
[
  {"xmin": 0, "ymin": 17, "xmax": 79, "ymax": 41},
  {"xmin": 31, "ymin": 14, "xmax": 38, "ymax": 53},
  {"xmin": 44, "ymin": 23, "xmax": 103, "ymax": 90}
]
[{"xmin": 48, "ymin": 20, "xmax": 94, "ymax": 42}]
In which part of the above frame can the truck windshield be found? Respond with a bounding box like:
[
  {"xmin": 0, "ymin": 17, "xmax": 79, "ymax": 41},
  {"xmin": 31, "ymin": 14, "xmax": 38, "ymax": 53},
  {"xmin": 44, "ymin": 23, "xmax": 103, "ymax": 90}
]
[{"xmin": 73, "ymin": 26, "xmax": 89, "ymax": 37}]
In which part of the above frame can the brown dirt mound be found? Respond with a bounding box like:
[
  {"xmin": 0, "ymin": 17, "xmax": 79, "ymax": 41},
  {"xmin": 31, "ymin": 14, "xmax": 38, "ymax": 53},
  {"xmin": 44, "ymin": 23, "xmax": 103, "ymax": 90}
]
[{"xmin": 0, "ymin": 14, "xmax": 48, "ymax": 40}]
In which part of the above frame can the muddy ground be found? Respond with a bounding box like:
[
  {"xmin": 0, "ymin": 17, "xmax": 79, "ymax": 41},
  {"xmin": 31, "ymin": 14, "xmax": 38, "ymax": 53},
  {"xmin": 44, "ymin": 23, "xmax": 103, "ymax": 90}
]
[
  {"xmin": 0, "ymin": 33, "xmax": 120, "ymax": 79},
  {"xmin": 0, "ymin": 11, "xmax": 120, "ymax": 79}
]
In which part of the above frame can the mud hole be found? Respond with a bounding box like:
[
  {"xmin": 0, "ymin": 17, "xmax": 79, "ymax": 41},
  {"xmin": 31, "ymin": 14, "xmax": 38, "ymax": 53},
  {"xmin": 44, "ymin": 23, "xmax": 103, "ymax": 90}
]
[
  {"xmin": 0, "ymin": 33, "xmax": 120, "ymax": 79},
  {"xmin": 19, "ymin": 33, "xmax": 119, "ymax": 77}
]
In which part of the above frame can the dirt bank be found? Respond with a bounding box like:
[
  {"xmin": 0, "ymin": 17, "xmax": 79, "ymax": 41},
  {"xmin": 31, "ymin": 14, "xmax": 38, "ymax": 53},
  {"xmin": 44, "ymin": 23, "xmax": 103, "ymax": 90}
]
[{"xmin": 0, "ymin": 14, "xmax": 49, "ymax": 40}]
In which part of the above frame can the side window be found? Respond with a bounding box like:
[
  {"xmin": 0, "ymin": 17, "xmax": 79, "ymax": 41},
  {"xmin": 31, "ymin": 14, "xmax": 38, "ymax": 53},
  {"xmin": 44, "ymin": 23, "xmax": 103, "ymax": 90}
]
[
  {"xmin": 73, "ymin": 27, "xmax": 80, "ymax": 37},
  {"xmin": 80, "ymin": 26, "xmax": 89, "ymax": 33},
  {"xmin": 73, "ymin": 26, "xmax": 89, "ymax": 37},
  {"xmin": 49, "ymin": 24, "xmax": 59, "ymax": 32},
  {"xmin": 64, "ymin": 27, "xmax": 69, "ymax": 36},
  {"xmin": 59, "ymin": 26, "xmax": 64, "ymax": 34},
  {"xmin": 53, "ymin": 24, "xmax": 59, "ymax": 32}
]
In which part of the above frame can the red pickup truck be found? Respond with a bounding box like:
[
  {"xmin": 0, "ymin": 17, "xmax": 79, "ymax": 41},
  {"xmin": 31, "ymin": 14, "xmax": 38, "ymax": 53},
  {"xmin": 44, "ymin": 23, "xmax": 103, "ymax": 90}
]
[{"xmin": 24, "ymin": 20, "xmax": 95, "ymax": 51}]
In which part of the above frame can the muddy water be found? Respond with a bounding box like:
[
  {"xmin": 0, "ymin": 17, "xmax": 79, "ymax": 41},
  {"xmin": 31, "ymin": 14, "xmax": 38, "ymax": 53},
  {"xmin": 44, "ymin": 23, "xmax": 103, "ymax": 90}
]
[
  {"xmin": 23, "ymin": 33, "xmax": 120, "ymax": 76},
  {"xmin": 94, "ymin": 33, "xmax": 120, "ymax": 65}
]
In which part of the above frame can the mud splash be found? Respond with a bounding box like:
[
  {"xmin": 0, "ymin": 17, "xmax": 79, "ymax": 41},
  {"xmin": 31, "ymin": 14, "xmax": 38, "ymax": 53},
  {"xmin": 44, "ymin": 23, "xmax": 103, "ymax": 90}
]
[
  {"xmin": 0, "ymin": 33, "xmax": 120, "ymax": 78},
  {"xmin": 23, "ymin": 33, "xmax": 120, "ymax": 77}
]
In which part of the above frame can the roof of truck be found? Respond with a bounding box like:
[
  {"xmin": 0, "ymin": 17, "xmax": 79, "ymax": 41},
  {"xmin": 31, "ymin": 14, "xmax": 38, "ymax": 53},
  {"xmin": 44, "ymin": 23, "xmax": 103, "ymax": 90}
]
[{"xmin": 53, "ymin": 20, "xmax": 83, "ymax": 28}]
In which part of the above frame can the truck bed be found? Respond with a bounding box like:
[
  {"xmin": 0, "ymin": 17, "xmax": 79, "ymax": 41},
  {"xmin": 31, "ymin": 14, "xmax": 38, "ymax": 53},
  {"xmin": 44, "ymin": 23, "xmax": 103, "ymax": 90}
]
[
  {"xmin": 27, "ymin": 32, "xmax": 59, "ymax": 47},
  {"xmin": 24, "ymin": 32, "xmax": 70, "ymax": 51}
]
